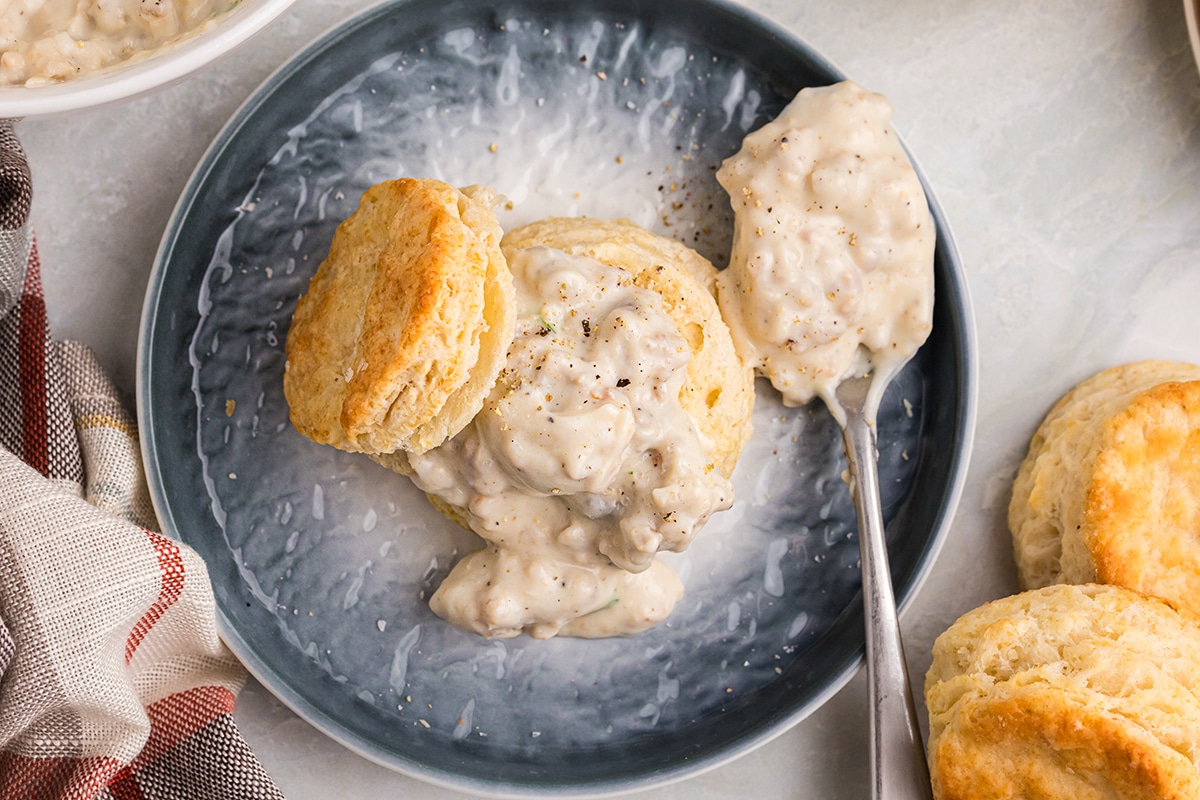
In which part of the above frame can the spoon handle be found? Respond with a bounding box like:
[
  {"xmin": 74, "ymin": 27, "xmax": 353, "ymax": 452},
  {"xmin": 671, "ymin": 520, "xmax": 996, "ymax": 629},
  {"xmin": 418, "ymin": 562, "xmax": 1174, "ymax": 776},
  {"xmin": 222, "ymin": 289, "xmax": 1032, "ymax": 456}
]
[{"xmin": 840, "ymin": 403, "xmax": 933, "ymax": 800}]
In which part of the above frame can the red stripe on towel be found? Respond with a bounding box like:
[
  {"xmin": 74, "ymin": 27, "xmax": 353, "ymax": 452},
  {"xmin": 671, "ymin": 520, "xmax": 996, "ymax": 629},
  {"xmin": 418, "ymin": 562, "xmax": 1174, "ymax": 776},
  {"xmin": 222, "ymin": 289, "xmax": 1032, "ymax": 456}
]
[
  {"xmin": 125, "ymin": 530, "xmax": 185, "ymax": 664},
  {"xmin": 105, "ymin": 767, "xmax": 145, "ymax": 800},
  {"xmin": 16, "ymin": 242, "xmax": 47, "ymax": 475},
  {"xmin": 0, "ymin": 753, "xmax": 123, "ymax": 800}
]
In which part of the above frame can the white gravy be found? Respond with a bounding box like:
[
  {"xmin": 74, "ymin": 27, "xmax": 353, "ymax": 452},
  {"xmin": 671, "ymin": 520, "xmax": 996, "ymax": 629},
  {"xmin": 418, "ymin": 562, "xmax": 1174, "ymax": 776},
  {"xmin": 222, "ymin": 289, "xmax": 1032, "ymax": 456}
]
[
  {"xmin": 407, "ymin": 246, "xmax": 733, "ymax": 639},
  {"xmin": 715, "ymin": 80, "xmax": 935, "ymax": 412}
]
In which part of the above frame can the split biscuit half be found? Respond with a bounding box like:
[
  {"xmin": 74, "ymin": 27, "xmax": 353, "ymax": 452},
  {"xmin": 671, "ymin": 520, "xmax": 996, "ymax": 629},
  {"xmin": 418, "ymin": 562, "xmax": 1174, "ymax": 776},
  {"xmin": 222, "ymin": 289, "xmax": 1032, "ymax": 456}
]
[
  {"xmin": 284, "ymin": 178, "xmax": 514, "ymax": 456},
  {"xmin": 500, "ymin": 217, "xmax": 755, "ymax": 478},
  {"xmin": 1008, "ymin": 359, "xmax": 1200, "ymax": 614}
]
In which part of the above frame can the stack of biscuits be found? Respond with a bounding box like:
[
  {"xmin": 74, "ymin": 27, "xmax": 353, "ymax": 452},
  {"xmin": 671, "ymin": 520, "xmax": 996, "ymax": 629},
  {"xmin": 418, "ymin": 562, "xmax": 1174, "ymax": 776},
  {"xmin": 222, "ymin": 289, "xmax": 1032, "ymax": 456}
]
[
  {"xmin": 925, "ymin": 360, "xmax": 1200, "ymax": 798},
  {"xmin": 1008, "ymin": 360, "xmax": 1200, "ymax": 608},
  {"xmin": 282, "ymin": 177, "xmax": 754, "ymax": 637},
  {"xmin": 283, "ymin": 177, "xmax": 753, "ymax": 477}
]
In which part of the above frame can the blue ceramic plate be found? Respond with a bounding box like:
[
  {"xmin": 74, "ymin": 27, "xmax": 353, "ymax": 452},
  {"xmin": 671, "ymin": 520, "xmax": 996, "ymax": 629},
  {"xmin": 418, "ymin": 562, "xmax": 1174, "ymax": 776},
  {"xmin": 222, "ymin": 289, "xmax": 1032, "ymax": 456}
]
[{"xmin": 138, "ymin": 0, "xmax": 975, "ymax": 795}]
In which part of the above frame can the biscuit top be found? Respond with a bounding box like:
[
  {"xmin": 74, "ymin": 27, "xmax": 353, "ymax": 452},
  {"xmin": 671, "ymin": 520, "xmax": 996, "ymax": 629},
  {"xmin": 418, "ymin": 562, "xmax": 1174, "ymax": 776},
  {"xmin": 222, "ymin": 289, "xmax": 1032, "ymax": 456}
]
[
  {"xmin": 1008, "ymin": 360, "xmax": 1200, "ymax": 615},
  {"xmin": 925, "ymin": 584, "xmax": 1200, "ymax": 800},
  {"xmin": 499, "ymin": 216, "xmax": 754, "ymax": 479},
  {"xmin": 283, "ymin": 178, "xmax": 514, "ymax": 455},
  {"xmin": 1088, "ymin": 378, "xmax": 1200, "ymax": 603}
]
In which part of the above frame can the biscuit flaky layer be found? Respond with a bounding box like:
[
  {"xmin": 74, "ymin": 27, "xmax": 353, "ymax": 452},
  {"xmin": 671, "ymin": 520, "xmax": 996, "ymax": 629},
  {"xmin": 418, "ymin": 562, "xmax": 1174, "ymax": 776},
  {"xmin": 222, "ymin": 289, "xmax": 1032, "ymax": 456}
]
[
  {"xmin": 283, "ymin": 178, "xmax": 514, "ymax": 455},
  {"xmin": 925, "ymin": 584, "xmax": 1200, "ymax": 800},
  {"xmin": 1008, "ymin": 360, "xmax": 1200, "ymax": 615},
  {"xmin": 500, "ymin": 217, "xmax": 755, "ymax": 478}
]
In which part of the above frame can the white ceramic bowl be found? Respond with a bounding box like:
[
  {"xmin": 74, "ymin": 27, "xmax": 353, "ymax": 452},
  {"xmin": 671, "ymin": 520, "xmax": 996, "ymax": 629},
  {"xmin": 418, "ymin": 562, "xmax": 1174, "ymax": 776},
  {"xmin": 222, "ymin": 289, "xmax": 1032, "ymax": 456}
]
[
  {"xmin": 1187, "ymin": 0, "xmax": 1200, "ymax": 78},
  {"xmin": 0, "ymin": 0, "xmax": 299, "ymax": 118}
]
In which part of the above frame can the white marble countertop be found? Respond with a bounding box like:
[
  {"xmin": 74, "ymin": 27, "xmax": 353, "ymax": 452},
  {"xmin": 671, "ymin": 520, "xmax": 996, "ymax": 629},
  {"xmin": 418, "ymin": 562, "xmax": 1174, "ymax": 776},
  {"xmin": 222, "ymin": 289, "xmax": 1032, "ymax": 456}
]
[{"xmin": 17, "ymin": 0, "xmax": 1200, "ymax": 796}]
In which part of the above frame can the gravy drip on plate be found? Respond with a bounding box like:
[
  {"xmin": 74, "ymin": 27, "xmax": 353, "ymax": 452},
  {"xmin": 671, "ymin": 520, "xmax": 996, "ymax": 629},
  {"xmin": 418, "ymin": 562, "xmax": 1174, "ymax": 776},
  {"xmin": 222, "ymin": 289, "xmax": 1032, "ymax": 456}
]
[
  {"xmin": 0, "ymin": 0, "xmax": 235, "ymax": 86},
  {"xmin": 715, "ymin": 80, "xmax": 935, "ymax": 412},
  {"xmin": 407, "ymin": 247, "xmax": 733, "ymax": 639}
]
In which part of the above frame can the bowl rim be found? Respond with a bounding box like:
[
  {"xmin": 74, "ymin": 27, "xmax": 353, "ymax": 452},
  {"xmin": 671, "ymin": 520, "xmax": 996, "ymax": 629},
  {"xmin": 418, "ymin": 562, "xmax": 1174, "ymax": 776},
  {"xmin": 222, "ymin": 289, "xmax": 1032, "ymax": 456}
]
[
  {"xmin": 136, "ymin": 0, "xmax": 978, "ymax": 794},
  {"xmin": 0, "ymin": 0, "xmax": 300, "ymax": 119},
  {"xmin": 1186, "ymin": 0, "xmax": 1200, "ymax": 78}
]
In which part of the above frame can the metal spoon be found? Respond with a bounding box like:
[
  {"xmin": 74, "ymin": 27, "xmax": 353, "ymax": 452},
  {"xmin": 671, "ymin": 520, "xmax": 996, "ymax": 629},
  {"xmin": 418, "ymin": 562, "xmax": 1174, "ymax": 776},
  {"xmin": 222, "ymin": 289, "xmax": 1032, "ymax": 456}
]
[{"xmin": 829, "ymin": 372, "xmax": 933, "ymax": 800}]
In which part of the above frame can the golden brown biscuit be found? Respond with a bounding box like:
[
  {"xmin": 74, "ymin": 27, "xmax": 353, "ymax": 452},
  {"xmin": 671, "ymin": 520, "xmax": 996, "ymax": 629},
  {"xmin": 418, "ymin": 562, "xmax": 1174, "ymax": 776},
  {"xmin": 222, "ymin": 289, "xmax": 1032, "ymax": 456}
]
[
  {"xmin": 1008, "ymin": 360, "xmax": 1200, "ymax": 614},
  {"xmin": 500, "ymin": 217, "xmax": 755, "ymax": 477},
  {"xmin": 925, "ymin": 584, "xmax": 1200, "ymax": 800},
  {"xmin": 284, "ymin": 179, "xmax": 514, "ymax": 455}
]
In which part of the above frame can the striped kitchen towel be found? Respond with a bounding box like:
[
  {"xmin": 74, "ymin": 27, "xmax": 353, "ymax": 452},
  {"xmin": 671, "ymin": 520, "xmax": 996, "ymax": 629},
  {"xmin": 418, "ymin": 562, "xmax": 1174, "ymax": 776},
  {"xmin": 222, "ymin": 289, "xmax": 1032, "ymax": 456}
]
[{"xmin": 0, "ymin": 122, "xmax": 285, "ymax": 799}]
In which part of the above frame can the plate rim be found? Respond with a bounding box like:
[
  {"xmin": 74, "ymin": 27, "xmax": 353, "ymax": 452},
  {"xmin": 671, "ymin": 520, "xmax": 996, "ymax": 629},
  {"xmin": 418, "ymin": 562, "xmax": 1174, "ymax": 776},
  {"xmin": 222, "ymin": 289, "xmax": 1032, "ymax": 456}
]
[{"xmin": 136, "ymin": 0, "xmax": 977, "ymax": 794}]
